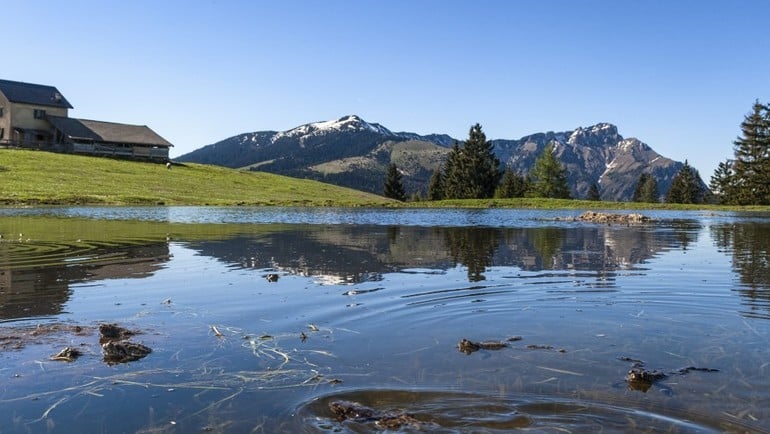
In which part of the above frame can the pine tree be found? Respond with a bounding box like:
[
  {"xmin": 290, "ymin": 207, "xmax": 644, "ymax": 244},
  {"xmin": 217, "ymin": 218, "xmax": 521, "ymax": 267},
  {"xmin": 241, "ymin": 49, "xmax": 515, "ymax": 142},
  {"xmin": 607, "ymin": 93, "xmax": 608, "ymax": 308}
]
[
  {"xmin": 632, "ymin": 173, "xmax": 659, "ymax": 203},
  {"xmin": 495, "ymin": 167, "xmax": 528, "ymax": 198},
  {"xmin": 383, "ymin": 163, "xmax": 406, "ymax": 201},
  {"xmin": 587, "ymin": 183, "xmax": 601, "ymax": 201},
  {"xmin": 427, "ymin": 166, "xmax": 445, "ymax": 200},
  {"xmin": 666, "ymin": 160, "xmax": 703, "ymax": 204},
  {"xmin": 709, "ymin": 159, "xmax": 737, "ymax": 205},
  {"xmin": 732, "ymin": 100, "xmax": 770, "ymax": 205},
  {"xmin": 527, "ymin": 143, "xmax": 571, "ymax": 199}
]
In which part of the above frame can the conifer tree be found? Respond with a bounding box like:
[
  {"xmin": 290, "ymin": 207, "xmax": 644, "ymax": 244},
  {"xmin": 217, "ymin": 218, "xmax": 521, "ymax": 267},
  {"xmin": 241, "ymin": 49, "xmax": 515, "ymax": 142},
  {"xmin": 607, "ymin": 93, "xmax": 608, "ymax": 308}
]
[
  {"xmin": 731, "ymin": 100, "xmax": 770, "ymax": 205},
  {"xmin": 383, "ymin": 163, "xmax": 406, "ymax": 201},
  {"xmin": 441, "ymin": 124, "xmax": 501, "ymax": 199},
  {"xmin": 442, "ymin": 141, "xmax": 464, "ymax": 199},
  {"xmin": 709, "ymin": 159, "xmax": 737, "ymax": 205},
  {"xmin": 632, "ymin": 173, "xmax": 659, "ymax": 203},
  {"xmin": 495, "ymin": 167, "xmax": 528, "ymax": 198},
  {"xmin": 666, "ymin": 160, "xmax": 703, "ymax": 204},
  {"xmin": 427, "ymin": 166, "xmax": 445, "ymax": 200},
  {"xmin": 527, "ymin": 143, "xmax": 571, "ymax": 199},
  {"xmin": 587, "ymin": 183, "xmax": 601, "ymax": 201}
]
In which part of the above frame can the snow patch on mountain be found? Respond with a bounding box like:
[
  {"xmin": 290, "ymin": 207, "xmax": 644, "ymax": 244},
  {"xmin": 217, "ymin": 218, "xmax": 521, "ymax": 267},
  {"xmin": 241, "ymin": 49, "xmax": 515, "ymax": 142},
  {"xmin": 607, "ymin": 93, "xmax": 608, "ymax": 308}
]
[{"xmin": 271, "ymin": 115, "xmax": 394, "ymax": 143}]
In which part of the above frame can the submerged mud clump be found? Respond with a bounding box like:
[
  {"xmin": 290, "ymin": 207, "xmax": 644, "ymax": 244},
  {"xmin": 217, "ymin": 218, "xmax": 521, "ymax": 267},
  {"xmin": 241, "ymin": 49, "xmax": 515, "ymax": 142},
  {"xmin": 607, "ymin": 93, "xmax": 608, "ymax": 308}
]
[
  {"xmin": 98, "ymin": 323, "xmax": 137, "ymax": 343},
  {"xmin": 457, "ymin": 338, "xmax": 512, "ymax": 354},
  {"xmin": 99, "ymin": 323, "xmax": 151, "ymax": 364},
  {"xmin": 1, "ymin": 323, "xmax": 93, "ymax": 351},
  {"xmin": 329, "ymin": 400, "xmax": 431, "ymax": 430},
  {"xmin": 51, "ymin": 346, "xmax": 84, "ymax": 362},
  {"xmin": 620, "ymin": 356, "xmax": 719, "ymax": 393},
  {"xmin": 101, "ymin": 340, "xmax": 152, "ymax": 365}
]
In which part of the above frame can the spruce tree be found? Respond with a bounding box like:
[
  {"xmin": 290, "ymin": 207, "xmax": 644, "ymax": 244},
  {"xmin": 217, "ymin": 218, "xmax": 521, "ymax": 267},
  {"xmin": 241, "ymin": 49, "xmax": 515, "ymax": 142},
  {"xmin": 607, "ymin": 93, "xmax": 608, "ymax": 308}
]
[
  {"xmin": 527, "ymin": 143, "xmax": 571, "ymax": 199},
  {"xmin": 632, "ymin": 173, "xmax": 658, "ymax": 203},
  {"xmin": 732, "ymin": 100, "xmax": 770, "ymax": 205},
  {"xmin": 709, "ymin": 159, "xmax": 737, "ymax": 205},
  {"xmin": 460, "ymin": 123, "xmax": 501, "ymax": 199},
  {"xmin": 495, "ymin": 167, "xmax": 528, "ymax": 198},
  {"xmin": 440, "ymin": 125, "xmax": 501, "ymax": 199},
  {"xmin": 666, "ymin": 160, "xmax": 703, "ymax": 204},
  {"xmin": 442, "ymin": 141, "xmax": 464, "ymax": 199},
  {"xmin": 427, "ymin": 166, "xmax": 445, "ymax": 200},
  {"xmin": 383, "ymin": 163, "xmax": 406, "ymax": 201},
  {"xmin": 587, "ymin": 183, "xmax": 601, "ymax": 201}
]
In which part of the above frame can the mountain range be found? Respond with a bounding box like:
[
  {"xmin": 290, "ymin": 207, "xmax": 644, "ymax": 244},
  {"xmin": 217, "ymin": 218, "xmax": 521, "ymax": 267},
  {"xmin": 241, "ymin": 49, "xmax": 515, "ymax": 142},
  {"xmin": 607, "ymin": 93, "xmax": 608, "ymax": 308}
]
[{"xmin": 176, "ymin": 115, "xmax": 703, "ymax": 201}]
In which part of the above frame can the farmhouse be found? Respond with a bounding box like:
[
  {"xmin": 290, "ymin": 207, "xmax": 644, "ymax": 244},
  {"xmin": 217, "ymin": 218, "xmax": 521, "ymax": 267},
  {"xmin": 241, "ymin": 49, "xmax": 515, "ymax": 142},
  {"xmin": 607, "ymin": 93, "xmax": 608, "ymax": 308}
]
[{"xmin": 0, "ymin": 79, "xmax": 172, "ymax": 161}]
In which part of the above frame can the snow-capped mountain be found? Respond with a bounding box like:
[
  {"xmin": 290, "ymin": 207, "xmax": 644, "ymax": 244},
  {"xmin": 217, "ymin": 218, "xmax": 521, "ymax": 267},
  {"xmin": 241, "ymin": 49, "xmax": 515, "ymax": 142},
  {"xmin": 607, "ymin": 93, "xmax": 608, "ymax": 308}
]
[
  {"xmin": 177, "ymin": 115, "xmax": 704, "ymax": 201},
  {"xmin": 271, "ymin": 115, "xmax": 394, "ymax": 143}
]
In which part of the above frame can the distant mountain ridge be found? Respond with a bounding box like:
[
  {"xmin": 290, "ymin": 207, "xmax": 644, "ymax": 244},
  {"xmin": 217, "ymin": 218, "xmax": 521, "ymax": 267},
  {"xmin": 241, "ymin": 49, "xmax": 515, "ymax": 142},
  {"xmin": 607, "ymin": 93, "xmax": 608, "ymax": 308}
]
[{"xmin": 177, "ymin": 115, "xmax": 704, "ymax": 201}]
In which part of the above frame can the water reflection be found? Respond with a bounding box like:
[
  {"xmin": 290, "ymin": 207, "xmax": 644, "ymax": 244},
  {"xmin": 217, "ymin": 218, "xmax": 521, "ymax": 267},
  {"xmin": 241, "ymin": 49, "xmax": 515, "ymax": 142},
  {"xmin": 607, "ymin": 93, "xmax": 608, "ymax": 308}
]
[
  {"xmin": 7, "ymin": 216, "xmax": 770, "ymax": 323},
  {"xmin": 712, "ymin": 221, "xmax": 770, "ymax": 318},
  {"xmin": 188, "ymin": 224, "xmax": 692, "ymax": 285},
  {"xmin": 0, "ymin": 241, "xmax": 168, "ymax": 320}
]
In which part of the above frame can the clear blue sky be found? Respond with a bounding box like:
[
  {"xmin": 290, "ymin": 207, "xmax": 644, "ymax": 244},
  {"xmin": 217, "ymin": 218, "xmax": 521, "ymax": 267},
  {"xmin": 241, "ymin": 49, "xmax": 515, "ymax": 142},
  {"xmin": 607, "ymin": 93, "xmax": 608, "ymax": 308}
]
[{"xmin": 5, "ymin": 0, "xmax": 769, "ymax": 176}]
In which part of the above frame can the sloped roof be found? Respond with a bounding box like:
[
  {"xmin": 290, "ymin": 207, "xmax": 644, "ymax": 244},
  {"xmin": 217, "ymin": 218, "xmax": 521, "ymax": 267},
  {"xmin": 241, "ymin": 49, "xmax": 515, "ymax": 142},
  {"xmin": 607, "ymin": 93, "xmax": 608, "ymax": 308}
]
[
  {"xmin": 47, "ymin": 116, "xmax": 173, "ymax": 147},
  {"xmin": 0, "ymin": 79, "xmax": 73, "ymax": 109}
]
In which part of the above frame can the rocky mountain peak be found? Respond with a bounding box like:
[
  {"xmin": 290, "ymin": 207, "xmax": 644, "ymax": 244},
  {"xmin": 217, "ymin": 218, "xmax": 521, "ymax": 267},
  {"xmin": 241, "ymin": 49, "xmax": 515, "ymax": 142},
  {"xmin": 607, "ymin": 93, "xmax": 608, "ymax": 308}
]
[{"xmin": 567, "ymin": 123, "xmax": 621, "ymax": 146}]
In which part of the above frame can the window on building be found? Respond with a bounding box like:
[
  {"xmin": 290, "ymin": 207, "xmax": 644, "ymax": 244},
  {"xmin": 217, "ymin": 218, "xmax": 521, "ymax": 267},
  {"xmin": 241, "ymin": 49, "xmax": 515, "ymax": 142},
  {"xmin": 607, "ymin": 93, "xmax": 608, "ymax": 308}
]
[
  {"xmin": 0, "ymin": 128, "xmax": 4, "ymax": 140},
  {"xmin": 0, "ymin": 107, "xmax": 4, "ymax": 117},
  {"xmin": 34, "ymin": 109, "xmax": 46, "ymax": 119}
]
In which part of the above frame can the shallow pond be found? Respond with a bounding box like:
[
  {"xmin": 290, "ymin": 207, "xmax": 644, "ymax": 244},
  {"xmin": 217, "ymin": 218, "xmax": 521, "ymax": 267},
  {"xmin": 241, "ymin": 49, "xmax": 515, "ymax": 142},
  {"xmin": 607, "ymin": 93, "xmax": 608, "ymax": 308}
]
[{"xmin": 0, "ymin": 207, "xmax": 769, "ymax": 433}]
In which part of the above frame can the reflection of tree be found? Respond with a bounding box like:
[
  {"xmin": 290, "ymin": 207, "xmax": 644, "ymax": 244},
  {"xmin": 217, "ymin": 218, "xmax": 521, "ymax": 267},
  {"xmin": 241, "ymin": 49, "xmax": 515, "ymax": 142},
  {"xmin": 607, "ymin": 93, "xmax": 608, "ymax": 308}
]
[
  {"xmin": 443, "ymin": 228, "xmax": 499, "ymax": 281},
  {"xmin": 669, "ymin": 220, "xmax": 700, "ymax": 250},
  {"xmin": 530, "ymin": 228, "xmax": 563, "ymax": 269},
  {"xmin": 711, "ymin": 222, "xmax": 770, "ymax": 317}
]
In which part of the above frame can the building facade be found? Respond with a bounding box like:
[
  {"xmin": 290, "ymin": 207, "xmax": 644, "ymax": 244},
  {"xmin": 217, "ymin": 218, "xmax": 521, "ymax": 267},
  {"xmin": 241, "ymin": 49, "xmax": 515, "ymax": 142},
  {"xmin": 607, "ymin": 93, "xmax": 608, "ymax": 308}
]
[{"xmin": 0, "ymin": 79, "xmax": 172, "ymax": 161}]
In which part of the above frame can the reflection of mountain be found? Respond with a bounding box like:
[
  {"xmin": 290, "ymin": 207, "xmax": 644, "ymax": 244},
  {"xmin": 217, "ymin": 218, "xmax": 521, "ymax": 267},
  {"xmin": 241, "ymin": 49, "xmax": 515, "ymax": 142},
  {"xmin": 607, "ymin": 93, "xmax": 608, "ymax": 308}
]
[
  {"xmin": 188, "ymin": 223, "xmax": 701, "ymax": 284},
  {"xmin": 0, "ymin": 242, "xmax": 170, "ymax": 320},
  {"xmin": 711, "ymin": 221, "xmax": 770, "ymax": 318}
]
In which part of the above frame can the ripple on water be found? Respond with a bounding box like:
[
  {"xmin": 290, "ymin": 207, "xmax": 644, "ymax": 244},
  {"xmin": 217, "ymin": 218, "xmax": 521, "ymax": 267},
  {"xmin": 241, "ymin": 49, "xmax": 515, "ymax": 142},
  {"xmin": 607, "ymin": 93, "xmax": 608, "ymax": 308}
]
[{"xmin": 295, "ymin": 389, "xmax": 744, "ymax": 433}]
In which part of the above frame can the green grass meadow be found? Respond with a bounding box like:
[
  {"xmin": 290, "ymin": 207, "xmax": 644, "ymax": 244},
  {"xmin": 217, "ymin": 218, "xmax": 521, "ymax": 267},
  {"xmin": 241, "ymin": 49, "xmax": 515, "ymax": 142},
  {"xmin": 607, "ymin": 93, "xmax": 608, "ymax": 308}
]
[{"xmin": 0, "ymin": 149, "xmax": 393, "ymax": 206}]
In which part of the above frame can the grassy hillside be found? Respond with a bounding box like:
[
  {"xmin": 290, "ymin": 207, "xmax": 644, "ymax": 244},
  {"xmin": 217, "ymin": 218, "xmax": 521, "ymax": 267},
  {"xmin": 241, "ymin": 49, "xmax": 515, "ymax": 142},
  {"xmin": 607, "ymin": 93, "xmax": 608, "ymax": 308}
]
[{"xmin": 0, "ymin": 149, "xmax": 394, "ymax": 206}]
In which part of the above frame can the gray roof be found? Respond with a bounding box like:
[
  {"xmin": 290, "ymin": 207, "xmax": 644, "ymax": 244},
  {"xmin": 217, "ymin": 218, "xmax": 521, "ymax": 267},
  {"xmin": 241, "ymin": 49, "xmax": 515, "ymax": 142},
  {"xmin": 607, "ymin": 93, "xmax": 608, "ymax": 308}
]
[
  {"xmin": 0, "ymin": 79, "xmax": 73, "ymax": 109},
  {"xmin": 48, "ymin": 116, "xmax": 173, "ymax": 147}
]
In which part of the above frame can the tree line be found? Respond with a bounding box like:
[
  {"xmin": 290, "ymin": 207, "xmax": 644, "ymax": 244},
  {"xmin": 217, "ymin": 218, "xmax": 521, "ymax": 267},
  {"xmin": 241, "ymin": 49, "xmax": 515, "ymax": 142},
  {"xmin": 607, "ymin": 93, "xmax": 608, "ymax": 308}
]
[{"xmin": 384, "ymin": 102, "xmax": 768, "ymax": 205}]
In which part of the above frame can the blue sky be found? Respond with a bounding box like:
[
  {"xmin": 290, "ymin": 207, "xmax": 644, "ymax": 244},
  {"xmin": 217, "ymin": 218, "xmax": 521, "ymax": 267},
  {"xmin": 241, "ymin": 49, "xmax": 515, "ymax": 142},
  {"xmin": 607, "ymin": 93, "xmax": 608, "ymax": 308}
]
[{"xmin": 5, "ymin": 1, "xmax": 769, "ymax": 176}]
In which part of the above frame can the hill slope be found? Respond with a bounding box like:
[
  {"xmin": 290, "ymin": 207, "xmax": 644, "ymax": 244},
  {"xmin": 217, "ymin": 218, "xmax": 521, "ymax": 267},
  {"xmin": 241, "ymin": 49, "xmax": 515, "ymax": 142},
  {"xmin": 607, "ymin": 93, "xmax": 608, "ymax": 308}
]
[{"xmin": 0, "ymin": 149, "xmax": 392, "ymax": 206}]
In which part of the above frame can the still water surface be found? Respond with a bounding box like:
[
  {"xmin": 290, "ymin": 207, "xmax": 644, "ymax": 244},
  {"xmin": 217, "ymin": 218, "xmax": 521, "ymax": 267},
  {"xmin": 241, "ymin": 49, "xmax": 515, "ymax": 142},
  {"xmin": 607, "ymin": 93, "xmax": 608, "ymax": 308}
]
[{"xmin": 0, "ymin": 207, "xmax": 768, "ymax": 433}]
